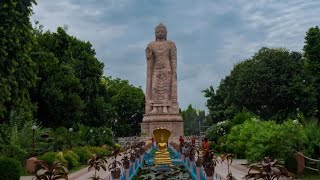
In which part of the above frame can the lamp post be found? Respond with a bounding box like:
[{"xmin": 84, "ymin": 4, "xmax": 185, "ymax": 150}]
[
  {"xmin": 69, "ymin": 128, "xmax": 73, "ymax": 148},
  {"xmin": 27, "ymin": 125, "xmax": 38, "ymax": 173},
  {"xmin": 89, "ymin": 129, "xmax": 93, "ymax": 145},
  {"xmin": 31, "ymin": 125, "xmax": 37, "ymax": 157}
]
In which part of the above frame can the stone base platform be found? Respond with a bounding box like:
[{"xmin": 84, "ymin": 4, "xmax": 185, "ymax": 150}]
[{"xmin": 141, "ymin": 113, "xmax": 184, "ymax": 142}]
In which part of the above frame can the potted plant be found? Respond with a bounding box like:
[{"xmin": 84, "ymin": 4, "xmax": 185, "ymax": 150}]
[
  {"xmin": 121, "ymin": 151, "xmax": 131, "ymax": 169},
  {"xmin": 245, "ymin": 156, "xmax": 292, "ymax": 180},
  {"xmin": 108, "ymin": 160, "xmax": 122, "ymax": 180},
  {"xmin": 195, "ymin": 149, "xmax": 203, "ymax": 167},
  {"xmin": 130, "ymin": 147, "xmax": 136, "ymax": 163},
  {"xmin": 220, "ymin": 153, "xmax": 234, "ymax": 180},
  {"xmin": 188, "ymin": 146, "xmax": 196, "ymax": 162},
  {"xmin": 108, "ymin": 148, "xmax": 122, "ymax": 180},
  {"xmin": 135, "ymin": 147, "xmax": 141, "ymax": 159},
  {"xmin": 34, "ymin": 160, "xmax": 68, "ymax": 180},
  {"xmin": 87, "ymin": 154, "xmax": 108, "ymax": 180},
  {"xmin": 202, "ymin": 150, "xmax": 218, "ymax": 178},
  {"xmin": 139, "ymin": 142, "xmax": 146, "ymax": 155}
]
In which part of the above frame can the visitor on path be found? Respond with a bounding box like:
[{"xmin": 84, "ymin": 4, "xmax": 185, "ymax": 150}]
[
  {"xmin": 191, "ymin": 136, "xmax": 196, "ymax": 146},
  {"xmin": 202, "ymin": 137, "xmax": 210, "ymax": 152},
  {"xmin": 150, "ymin": 136, "xmax": 155, "ymax": 148},
  {"xmin": 182, "ymin": 143, "xmax": 187, "ymax": 155},
  {"xmin": 179, "ymin": 135, "xmax": 184, "ymax": 145}
]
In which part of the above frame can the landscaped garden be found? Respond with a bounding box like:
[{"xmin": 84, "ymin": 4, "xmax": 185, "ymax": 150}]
[{"xmin": 2, "ymin": 0, "xmax": 320, "ymax": 179}]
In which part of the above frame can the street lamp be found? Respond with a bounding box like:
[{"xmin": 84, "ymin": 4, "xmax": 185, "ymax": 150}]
[
  {"xmin": 31, "ymin": 125, "xmax": 37, "ymax": 157},
  {"xmin": 27, "ymin": 125, "xmax": 38, "ymax": 173},
  {"xmin": 89, "ymin": 129, "xmax": 94, "ymax": 146},
  {"xmin": 69, "ymin": 128, "xmax": 73, "ymax": 148}
]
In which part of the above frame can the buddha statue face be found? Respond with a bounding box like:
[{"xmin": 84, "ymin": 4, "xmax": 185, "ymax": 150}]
[{"xmin": 155, "ymin": 23, "xmax": 167, "ymax": 41}]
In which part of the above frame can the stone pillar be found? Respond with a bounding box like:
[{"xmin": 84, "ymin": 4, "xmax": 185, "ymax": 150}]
[
  {"xmin": 132, "ymin": 161, "xmax": 135, "ymax": 172},
  {"xmin": 190, "ymin": 161, "xmax": 193, "ymax": 170},
  {"xmin": 136, "ymin": 159, "xmax": 139, "ymax": 170},
  {"xmin": 125, "ymin": 168, "xmax": 130, "ymax": 180},
  {"xmin": 204, "ymin": 167, "xmax": 214, "ymax": 180},
  {"xmin": 295, "ymin": 152, "xmax": 305, "ymax": 174},
  {"xmin": 196, "ymin": 167, "xmax": 200, "ymax": 180},
  {"xmin": 180, "ymin": 154, "xmax": 184, "ymax": 161},
  {"xmin": 26, "ymin": 157, "xmax": 37, "ymax": 173}
]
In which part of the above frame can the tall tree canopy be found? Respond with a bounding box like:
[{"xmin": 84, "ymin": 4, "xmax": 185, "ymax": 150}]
[
  {"xmin": 204, "ymin": 47, "xmax": 316, "ymax": 123},
  {"xmin": 0, "ymin": 13, "xmax": 147, "ymax": 136},
  {"xmin": 0, "ymin": 0, "xmax": 38, "ymax": 123},
  {"xmin": 30, "ymin": 27, "xmax": 145, "ymax": 135},
  {"xmin": 30, "ymin": 27, "xmax": 104, "ymax": 127},
  {"xmin": 304, "ymin": 26, "xmax": 320, "ymax": 121}
]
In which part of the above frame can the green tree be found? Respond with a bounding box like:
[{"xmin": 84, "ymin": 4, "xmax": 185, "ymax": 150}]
[
  {"xmin": 204, "ymin": 47, "xmax": 316, "ymax": 123},
  {"xmin": 304, "ymin": 26, "xmax": 320, "ymax": 122},
  {"xmin": 99, "ymin": 77, "xmax": 144, "ymax": 137},
  {"xmin": 30, "ymin": 27, "xmax": 103, "ymax": 127},
  {"xmin": 181, "ymin": 104, "xmax": 206, "ymax": 135},
  {"xmin": 0, "ymin": 0, "xmax": 37, "ymax": 122}
]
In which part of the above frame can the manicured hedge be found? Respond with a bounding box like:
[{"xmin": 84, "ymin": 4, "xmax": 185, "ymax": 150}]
[{"xmin": 0, "ymin": 157, "xmax": 22, "ymax": 180}]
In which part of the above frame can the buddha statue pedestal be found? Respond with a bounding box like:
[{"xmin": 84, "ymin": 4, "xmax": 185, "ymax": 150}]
[
  {"xmin": 153, "ymin": 128, "xmax": 172, "ymax": 166},
  {"xmin": 141, "ymin": 113, "xmax": 184, "ymax": 142}
]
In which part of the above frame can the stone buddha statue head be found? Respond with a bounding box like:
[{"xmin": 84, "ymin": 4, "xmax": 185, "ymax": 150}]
[{"xmin": 155, "ymin": 23, "xmax": 167, "ymax": 41}]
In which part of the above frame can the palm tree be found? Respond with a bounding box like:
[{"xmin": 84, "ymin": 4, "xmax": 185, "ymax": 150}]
[
  {"xmin": 34, "ymin": 160, "xmax": 68, "ymax": 180},
  {"xmin": 87, "ymin": 154, "xmax": 108, "ymax": 180}
]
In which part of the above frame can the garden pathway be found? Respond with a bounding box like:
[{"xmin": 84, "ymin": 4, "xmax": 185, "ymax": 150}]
[
  {"xmin": 214, "ymin": 158, "xmax": 292, "ymax": 180},
  {"xmin": 20, "ymin": 158, "xmax": 293, "ymax": 180},
  {"xmin": 69, "ymin": 154, "xmax": 123, "ymax": 180},
  {"xmin": 20, "ymin": 154, "xmax": 123, "ymax": 180}
]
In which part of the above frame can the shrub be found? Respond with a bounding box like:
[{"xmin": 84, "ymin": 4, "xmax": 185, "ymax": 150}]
[
  {"xmin": 0, "ymin": 144, "xmax": 27, "ymax": 164},
  {"xmin": 38, "ymin": 151, "xmax": 67, "ymax": 166},
  {"xmin": 84, "ymin": 146, "xmax": 109, "ymax": 156},
  {"xmin": 226, "ymin": 118, "xmax": 307, "ymax": 162},
  {"xmin": 0, "ymin": 157, "xmax": 22, "ymax": 180},
  {"xmin": 63, "ymin": 150, "xmax": 80, "ymax": 169},
  {"xmin": 205, "ymin": 120, "xmax": 230, "ymax": 142},
  {"xmin": 51, "ymin": 127, "xmax": 69, "ymax": 151},
  {"xmin": 72, "ymin": 147, "xmax": 92, "ymax": 164}
]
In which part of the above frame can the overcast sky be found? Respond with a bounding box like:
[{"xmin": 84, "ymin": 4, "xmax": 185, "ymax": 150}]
[{"xmin": 31, "ymin": 0, "xmax": 320, "ymax": 111}]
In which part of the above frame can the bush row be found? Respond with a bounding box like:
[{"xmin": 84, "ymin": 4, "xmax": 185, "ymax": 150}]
[
  {"xmin": 37, "ymin": 146, "xmax": 110, "ymax": 170},
  {"xmin": 225, "ymin": 118, "xmax": 320, "ymax": 163}
]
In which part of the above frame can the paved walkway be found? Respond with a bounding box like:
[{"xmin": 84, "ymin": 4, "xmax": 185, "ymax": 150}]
[
  {"xmin": 21, "ymin": 157, "xmax": 293, "ymax": 180},
  {"xmin": 215, "ymin": 159, "xmax": 292, "ymax": 180},
  {"xmin": 214, "ymin": 159, "xmax": 248, "ymax": 180},
  {"xmin": 20, "ymin": 155, "xmax": 124, "ymax": 180}
]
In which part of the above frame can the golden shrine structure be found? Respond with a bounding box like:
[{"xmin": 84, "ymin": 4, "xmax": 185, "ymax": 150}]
[{"xmin": 153, "ymin": 127, "xmax": 172, "ymax": 165}]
